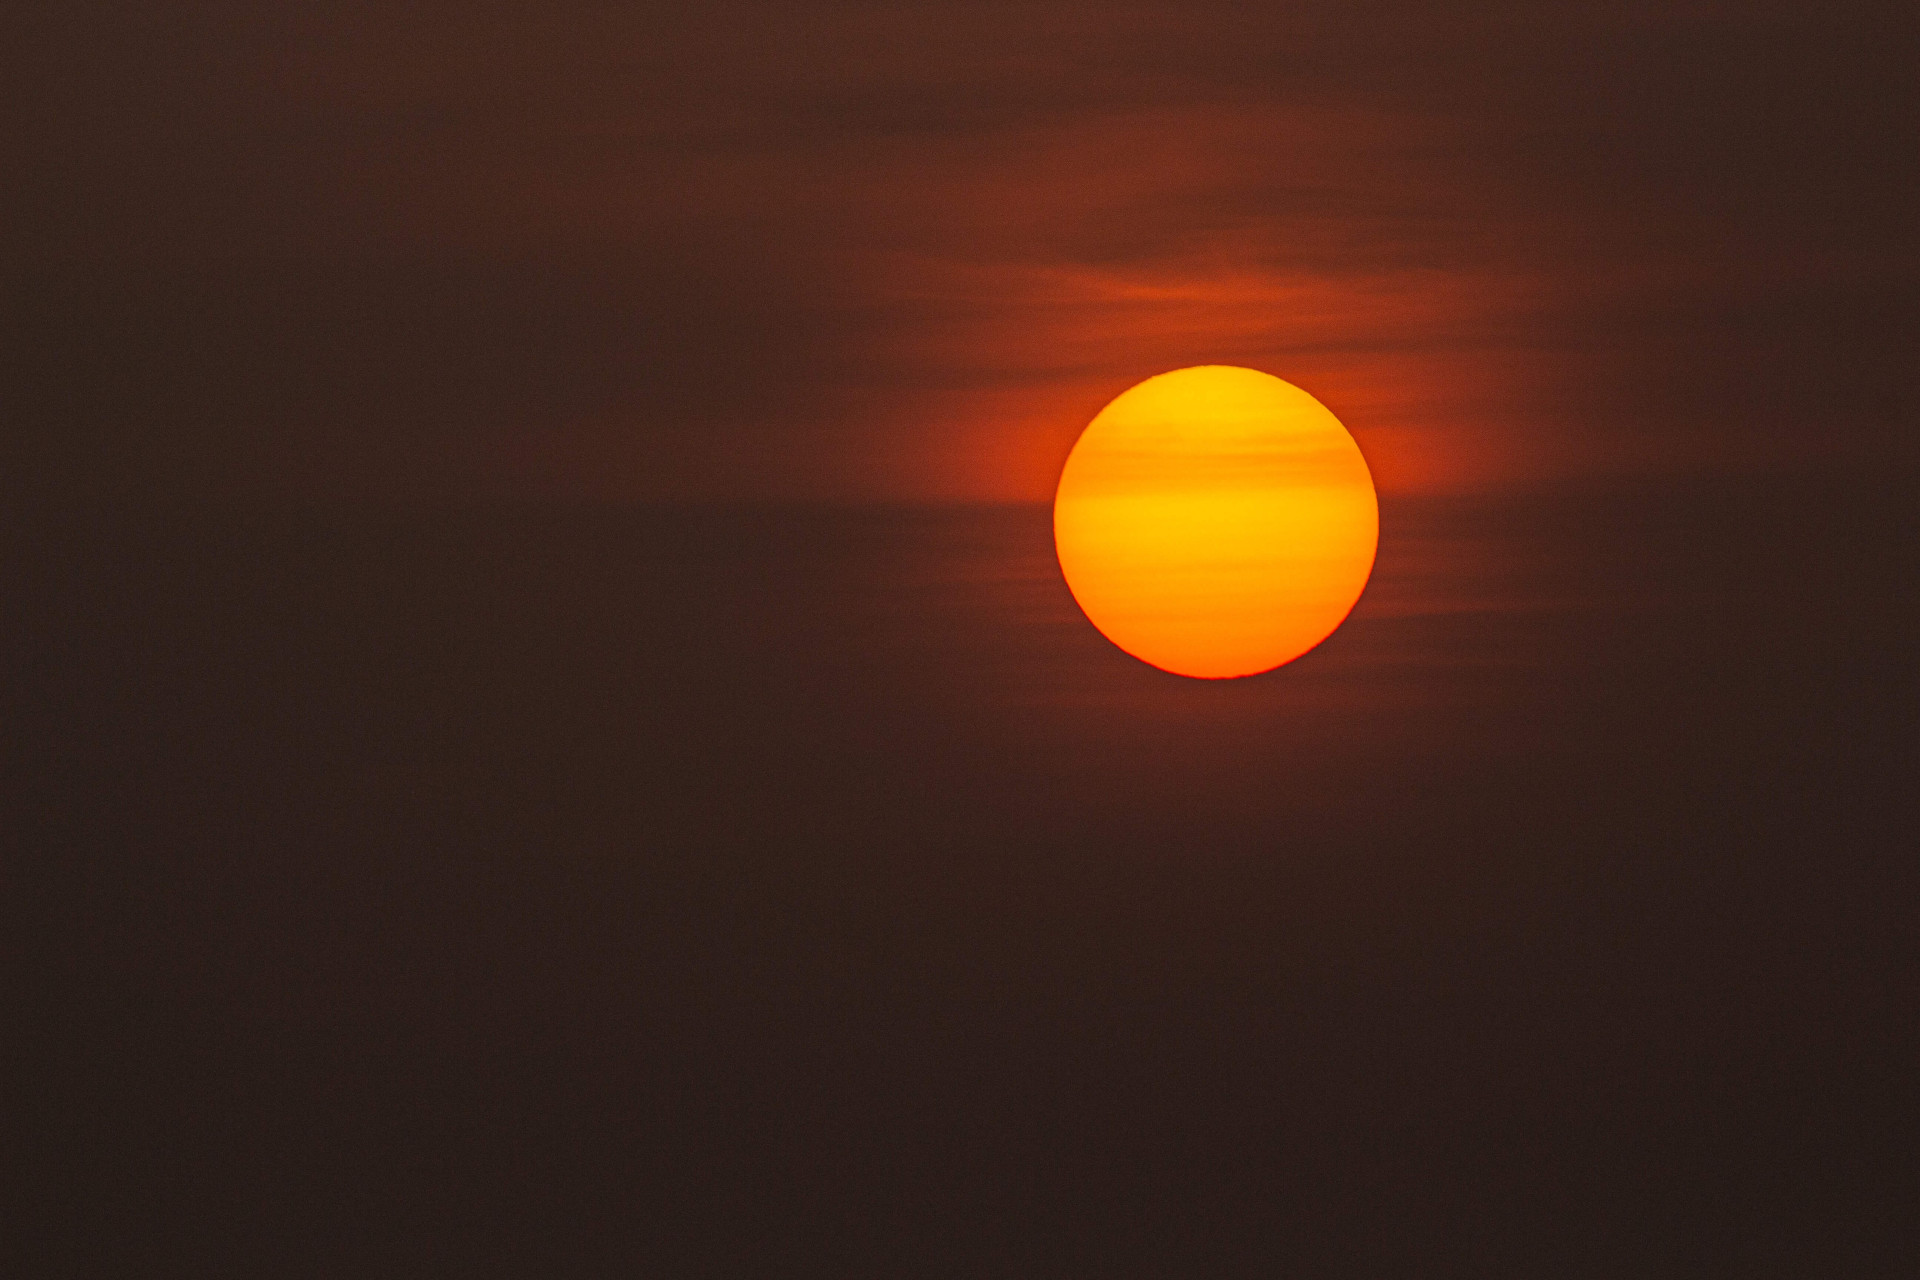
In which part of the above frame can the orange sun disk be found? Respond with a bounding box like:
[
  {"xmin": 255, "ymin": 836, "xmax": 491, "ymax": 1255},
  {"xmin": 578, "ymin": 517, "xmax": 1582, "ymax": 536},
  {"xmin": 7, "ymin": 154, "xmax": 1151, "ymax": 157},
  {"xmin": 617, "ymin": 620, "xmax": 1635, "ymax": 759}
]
[{"xmin": 1053, "ymin": 366, "xmax": 1379, "ymax": 679}]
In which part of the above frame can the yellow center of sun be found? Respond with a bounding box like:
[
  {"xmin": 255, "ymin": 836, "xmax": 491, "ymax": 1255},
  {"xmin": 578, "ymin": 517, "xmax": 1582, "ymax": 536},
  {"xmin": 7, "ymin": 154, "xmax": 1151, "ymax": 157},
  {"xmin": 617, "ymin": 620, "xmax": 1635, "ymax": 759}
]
[{"xmin": 1052, "ymin": 365, "xmax": 1379, "ymax": 679}]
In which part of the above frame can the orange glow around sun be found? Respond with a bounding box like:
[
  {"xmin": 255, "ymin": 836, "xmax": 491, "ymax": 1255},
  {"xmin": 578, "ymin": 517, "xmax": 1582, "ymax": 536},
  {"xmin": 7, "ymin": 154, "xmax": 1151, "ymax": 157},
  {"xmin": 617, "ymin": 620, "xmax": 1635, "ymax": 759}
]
[{"xmin": 1053, "ymin": 366, "xmax": 1379, "ymax": 679}]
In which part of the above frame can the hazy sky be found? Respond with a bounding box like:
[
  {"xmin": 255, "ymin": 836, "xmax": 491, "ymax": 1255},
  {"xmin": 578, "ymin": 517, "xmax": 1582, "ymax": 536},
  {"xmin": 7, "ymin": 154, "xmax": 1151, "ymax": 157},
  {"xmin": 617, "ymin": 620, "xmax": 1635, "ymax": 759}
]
[
  {"xmin": 11, "ymin": 10, "xmax": 1916, "ymax": 1274},
  {"xmin": 9, "ymin": 1, "xmax": 1915, "ymax": 503}
]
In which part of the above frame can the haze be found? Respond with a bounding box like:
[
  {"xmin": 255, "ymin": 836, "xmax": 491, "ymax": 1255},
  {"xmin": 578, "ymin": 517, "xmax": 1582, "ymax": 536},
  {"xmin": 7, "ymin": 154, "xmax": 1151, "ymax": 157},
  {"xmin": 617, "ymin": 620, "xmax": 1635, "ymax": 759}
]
[{"xmin": 6, "ymin": 4, "xmax": 1915, "ymax": 1278}]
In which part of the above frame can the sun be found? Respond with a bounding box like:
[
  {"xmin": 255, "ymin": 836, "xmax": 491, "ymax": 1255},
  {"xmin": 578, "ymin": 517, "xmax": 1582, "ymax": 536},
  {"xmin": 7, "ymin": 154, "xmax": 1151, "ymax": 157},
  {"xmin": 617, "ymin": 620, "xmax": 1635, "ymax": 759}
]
[{"xmin": 1053, "ymin": 365, "xmax": 1379, "ymax": 679}]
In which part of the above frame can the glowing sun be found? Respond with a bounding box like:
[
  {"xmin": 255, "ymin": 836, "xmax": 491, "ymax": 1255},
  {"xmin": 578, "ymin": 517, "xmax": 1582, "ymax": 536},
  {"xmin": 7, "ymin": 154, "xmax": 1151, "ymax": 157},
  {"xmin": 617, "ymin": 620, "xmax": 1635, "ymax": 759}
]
[{"xmin": 1053, "ymin": 365, "xmax": 1379, "ymax": 679}]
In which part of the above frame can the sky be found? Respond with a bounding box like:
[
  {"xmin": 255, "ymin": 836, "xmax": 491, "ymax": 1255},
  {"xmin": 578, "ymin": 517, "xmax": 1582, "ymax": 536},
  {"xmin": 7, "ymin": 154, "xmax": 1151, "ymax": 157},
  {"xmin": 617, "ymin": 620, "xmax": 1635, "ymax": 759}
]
[
  {"xmin": 8, "ymin": 5, "xmax": 1917, "ymax": 1278},
  {"xmin": 9, "ymin": 1, "xmax": 1914, "ymax": 505}
]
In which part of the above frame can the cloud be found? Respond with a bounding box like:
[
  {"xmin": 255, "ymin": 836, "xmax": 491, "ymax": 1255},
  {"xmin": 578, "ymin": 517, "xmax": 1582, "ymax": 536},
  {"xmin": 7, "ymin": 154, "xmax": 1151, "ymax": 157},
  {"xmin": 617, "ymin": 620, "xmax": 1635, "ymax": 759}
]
[{"xmin": 5, "ymin": 1, "xmax": 1912, "ymax": 505}]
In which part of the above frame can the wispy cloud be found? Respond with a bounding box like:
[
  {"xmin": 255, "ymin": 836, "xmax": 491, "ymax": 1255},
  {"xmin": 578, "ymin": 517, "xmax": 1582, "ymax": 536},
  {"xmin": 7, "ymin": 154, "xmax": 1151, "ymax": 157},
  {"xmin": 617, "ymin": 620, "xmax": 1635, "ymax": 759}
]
[{"xmin": 7, "ymin": 2, "xmax": 1911, "ymax": 505}]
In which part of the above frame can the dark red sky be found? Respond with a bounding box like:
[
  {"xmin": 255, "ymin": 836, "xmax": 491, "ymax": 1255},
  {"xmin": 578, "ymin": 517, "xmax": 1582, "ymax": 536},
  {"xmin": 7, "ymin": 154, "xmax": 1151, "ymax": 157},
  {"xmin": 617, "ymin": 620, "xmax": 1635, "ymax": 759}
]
[
  {"xmin": 9, "ymin": 9, "xmax": 1918, "ymax": 1276},
  {"xmin": 9, "ymin": 1, "xmax": 1914, "ymax": 503}
]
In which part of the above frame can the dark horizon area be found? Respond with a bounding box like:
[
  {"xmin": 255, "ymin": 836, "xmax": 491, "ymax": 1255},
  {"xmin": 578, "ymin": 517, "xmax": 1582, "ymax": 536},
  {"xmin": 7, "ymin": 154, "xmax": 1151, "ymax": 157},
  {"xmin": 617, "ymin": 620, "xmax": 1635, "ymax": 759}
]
[{"xmin": 12, "ymin": 468, "xmax": 1914, "ymax": 1276}]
